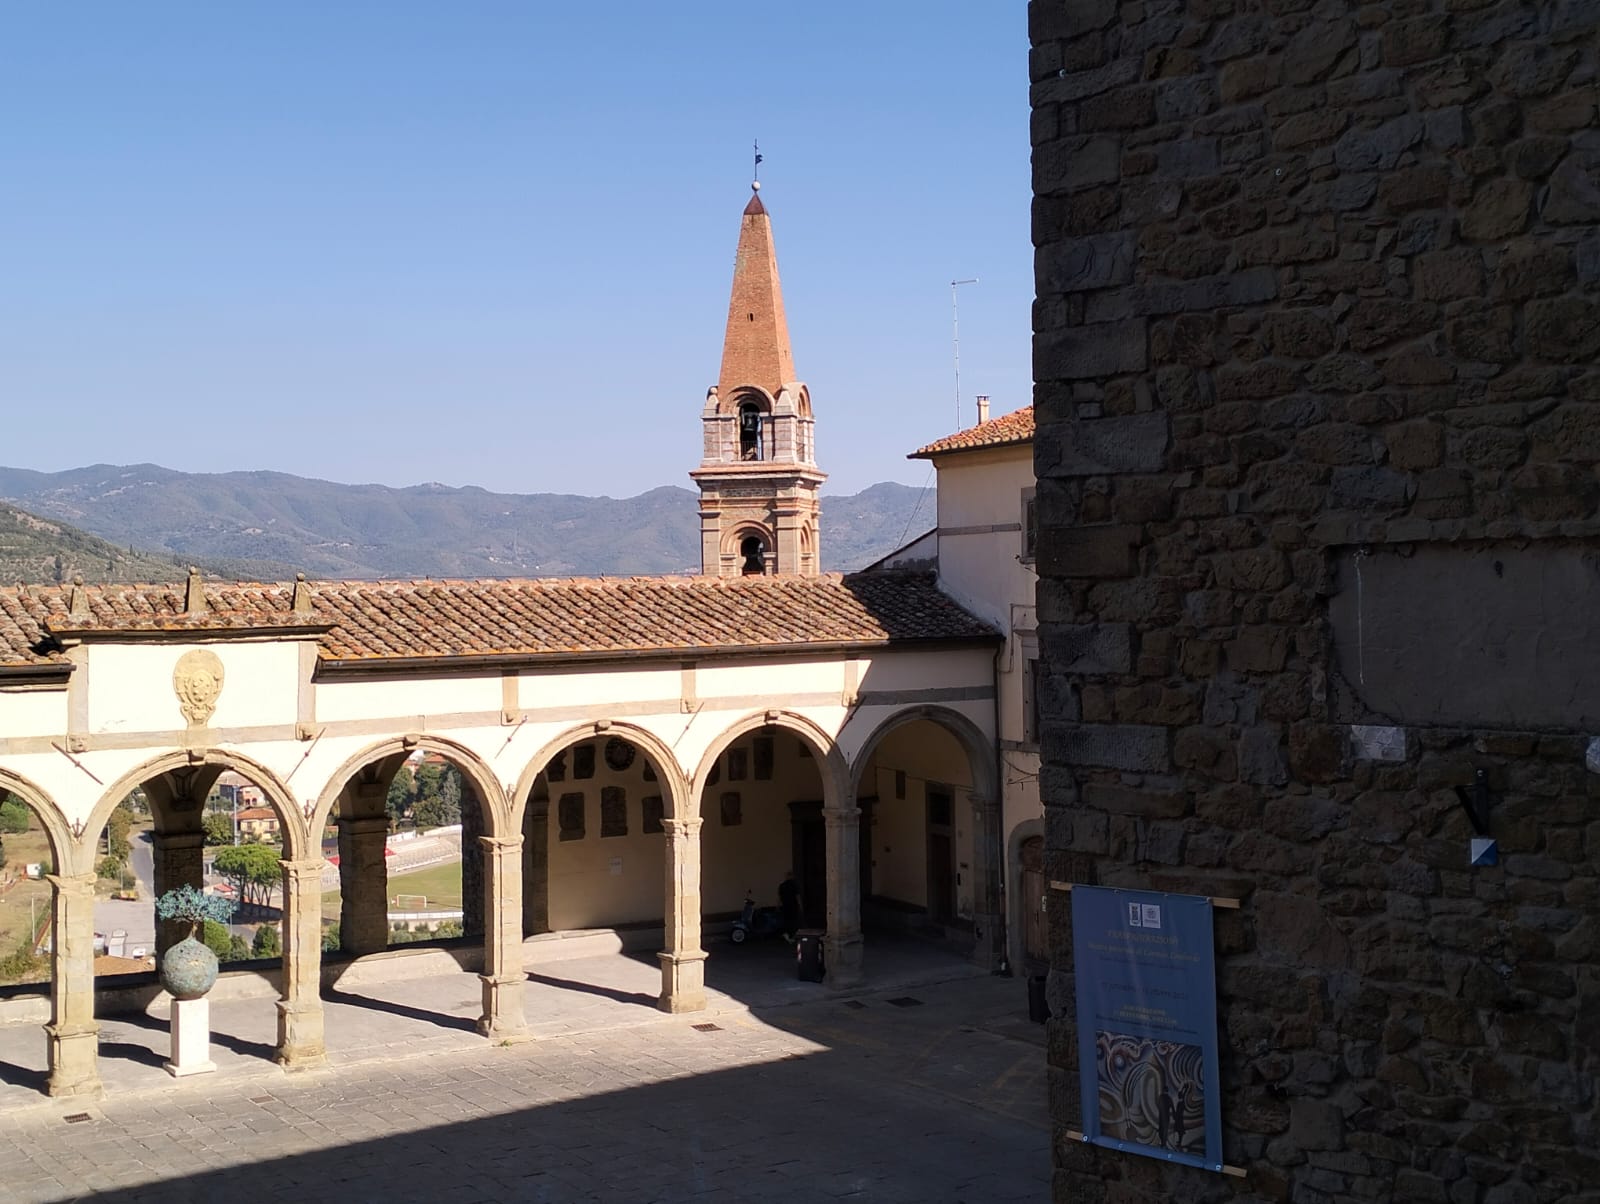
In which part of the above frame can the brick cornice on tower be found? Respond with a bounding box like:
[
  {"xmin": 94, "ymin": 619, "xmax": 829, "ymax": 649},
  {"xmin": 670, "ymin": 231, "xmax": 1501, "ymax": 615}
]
[{"xmin": 693, "ymin": 185, "xmax": 824, "ymax": 578}]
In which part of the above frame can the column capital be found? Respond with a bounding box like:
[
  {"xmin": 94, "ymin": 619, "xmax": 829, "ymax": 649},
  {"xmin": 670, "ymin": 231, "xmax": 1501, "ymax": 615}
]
[
  {"xmin": 153, "ymin": 830, "xmax": 208, "ymax": 850},
  {"xmin": 279, "ymin": 858, "xmax": 326, "ymax": 883},
  {"xmin": 479, "ymin": 834, "xmax": 524, "ymax": 854},
  {"xmin": 336, "ymin": 815, "xmax": 391, "ymax": 835},
  {"xmin": 45, "ymin": 872, "xmax": 97, "ymax": 897},
  {"xmin": 662, "ymin": 817, "xmax": 704, "ymax": 837}
]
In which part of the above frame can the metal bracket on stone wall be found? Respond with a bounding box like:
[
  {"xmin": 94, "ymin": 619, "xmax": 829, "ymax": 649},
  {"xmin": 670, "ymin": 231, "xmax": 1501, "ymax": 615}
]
[
  {"xmin": 1048, "ymin": 881, "xmax": 1241, "ymax": 909},
  {"xmin": 1454, "ymin": 768, "xmax": 1494, "ymax": 836}
]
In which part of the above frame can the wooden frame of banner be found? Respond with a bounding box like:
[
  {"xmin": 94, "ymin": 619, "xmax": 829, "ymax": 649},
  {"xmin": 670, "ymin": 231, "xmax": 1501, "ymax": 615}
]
[
  {"xmin": 1049, "ymin": 881, "xmax": 1240, "ymax": 909},
  {"xmin": 1054, "ymin": 883, "xmax": 1247, "ymax": 1179}
]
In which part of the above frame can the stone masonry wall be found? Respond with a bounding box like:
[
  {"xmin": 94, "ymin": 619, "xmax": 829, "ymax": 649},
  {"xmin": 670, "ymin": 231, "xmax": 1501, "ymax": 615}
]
[{"xmin": 1030, "ymin": 2, "xmax": 1600, "ymax": 1202}]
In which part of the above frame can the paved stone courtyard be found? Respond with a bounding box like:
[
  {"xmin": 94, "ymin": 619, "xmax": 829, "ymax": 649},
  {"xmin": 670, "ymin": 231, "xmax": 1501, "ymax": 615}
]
[{"xmin": 0, "ymin": 947, "xmax": 1047, "ymax": 1201}]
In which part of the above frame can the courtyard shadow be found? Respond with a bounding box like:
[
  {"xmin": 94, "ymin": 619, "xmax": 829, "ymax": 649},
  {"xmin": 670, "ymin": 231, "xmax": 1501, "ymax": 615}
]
[
  {"xmin": 57, "ymin": 1025, "xmax": 1047, "ymax": 1204},
  {"xmin": 323, "ymin": 985, "xmax": 479, "ymax": 1034},
  {"xmin": 114, "ymin": 1009, "xmax": 279, "ymax": 1061},
  {"xmin": 524, "ymin": 970, "xmax": 657, "ymax": 1009}
]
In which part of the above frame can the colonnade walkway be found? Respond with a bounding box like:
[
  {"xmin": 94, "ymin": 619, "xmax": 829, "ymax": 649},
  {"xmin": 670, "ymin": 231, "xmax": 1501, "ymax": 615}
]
[{"xmin": 0, "ymin": 934, "xmax": 1000, "ymax": 1114}]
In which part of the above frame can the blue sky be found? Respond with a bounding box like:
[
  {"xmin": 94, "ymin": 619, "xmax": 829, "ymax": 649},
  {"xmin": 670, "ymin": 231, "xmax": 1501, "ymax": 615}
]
[{"xmin": 1, "ymin": 4, "xmax": 1031, "ymax": 497}]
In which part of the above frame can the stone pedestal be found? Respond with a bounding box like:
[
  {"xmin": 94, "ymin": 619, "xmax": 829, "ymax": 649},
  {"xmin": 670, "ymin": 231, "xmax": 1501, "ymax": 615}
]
[
  {"xmin": 165, "ymin": 997, "xmax": 216, "ymax": 1077},
  {"xmin": 659, "ymin": 817, "xmax": 707, "ymax": 1012}
]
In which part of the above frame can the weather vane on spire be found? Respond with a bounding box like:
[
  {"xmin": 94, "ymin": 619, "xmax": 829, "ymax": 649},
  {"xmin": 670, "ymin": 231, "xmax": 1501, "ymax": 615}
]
[{"xmin": 753, "ymin": 139, "xmax": 763, "ymax": 191}]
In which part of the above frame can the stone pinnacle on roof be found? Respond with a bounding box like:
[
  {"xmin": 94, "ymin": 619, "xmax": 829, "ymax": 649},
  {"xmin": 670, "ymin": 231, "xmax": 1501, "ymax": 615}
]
[{"xmin": 717, "ymin": 181, "xmax": 797, "ymax": 401}]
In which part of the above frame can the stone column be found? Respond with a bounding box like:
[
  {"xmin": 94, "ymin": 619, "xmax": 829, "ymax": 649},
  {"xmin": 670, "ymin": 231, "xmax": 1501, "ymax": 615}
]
[
  {"xmin": 968, "ymin": 794, "xmax": 1004, "ymax": 971},
  {"xmin": 823, "ymin": 804, "xmax": 864, "ymax": 988},
  {"xmin": 336, "ymin": 815, "xmax": 390, "ymax": 955},
  {"xmin": 522, "ymin": 796, "xmax": 550, "ymax": 936},
  {"xmin": 45, "ymin": 872, "xmax": 100, "ymax": 1097},
  {"xmin": 151, "ymin": 830, "xmax": 206, "ymax": 957},
  {"xmin": 658, "ymin": 817, "xmax": 707, "ymax": 1013},
  {"xmin": 275, "ymin": 857, "xmax": 326, "ymax": 1068},
  {"xmin": 478, "ymin": 835, "xmax": 528, "ymax": 1040},
  {"xmin": 461, "ymin": 788, "xmax": 485, "ymax": 939}
]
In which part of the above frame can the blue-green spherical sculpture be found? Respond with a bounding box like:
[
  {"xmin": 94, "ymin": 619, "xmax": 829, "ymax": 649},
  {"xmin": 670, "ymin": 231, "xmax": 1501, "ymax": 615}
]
[{"xmin": 160, "ymin": 934, "xmax": 219, "ymax": 1001}]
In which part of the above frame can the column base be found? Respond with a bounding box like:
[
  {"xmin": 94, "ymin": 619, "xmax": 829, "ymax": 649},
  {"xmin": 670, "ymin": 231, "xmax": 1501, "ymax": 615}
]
[
  {"xmin": 478, "ymin": 973, "xmax": 530, "ymax": 1042},
  {"xmin": 824, "ymin": 933, "xmax": 864, "ymax": 990},
  {"xmin": 45, "ymin": 1022, "xmax": 101, "ymax": 1098},
  {"xmin": 275, "ymin": 999, "xmax": 327, "ymax": 1069},
  {"xmin": 657, "ymin": 950, "xmax": 708, "ymax": 1014}
]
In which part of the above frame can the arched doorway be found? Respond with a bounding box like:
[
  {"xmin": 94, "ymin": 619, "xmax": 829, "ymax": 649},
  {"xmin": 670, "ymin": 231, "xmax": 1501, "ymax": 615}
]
[
  {"xmin": 312, "ymin": 737, "xmax": 517, "ymax": 1042},
  {"xmin": 848, "ymin": 707, "xmax": 1003, "ymax": 970},
  {"xmin": 85, "ymin": 753, "xmax": 304, "ymax": 1072},
  {"xmin": 0, "ymin": 772, "xmax": 76, "ymax": 1096}
]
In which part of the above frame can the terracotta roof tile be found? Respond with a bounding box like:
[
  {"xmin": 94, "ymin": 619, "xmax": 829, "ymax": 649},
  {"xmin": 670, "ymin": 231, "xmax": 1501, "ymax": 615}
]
[
  {"xmin": 0, "ymin": 573, "xmax": 994, "ymax": 669},
  {"xmin": 909, "ymin": 405, "xmax": 1035, "ymax": 458}
]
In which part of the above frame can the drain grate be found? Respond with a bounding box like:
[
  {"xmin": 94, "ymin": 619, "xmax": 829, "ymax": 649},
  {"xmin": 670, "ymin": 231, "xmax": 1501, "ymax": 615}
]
[
  {"xmin": 843, "ymin": 1000, "xmax": 867, "ymax": 1010},
  {"xmin": 63, "ymin": 1113, "xmax": 91, "ymax": 1125},
  {"xmin": 886, "ymin": 996, "xmax": 924, "ymax": 1008},
  {"xmin": 691, "ymin": 1022, "xmax": 722, "ymax": 1032}
]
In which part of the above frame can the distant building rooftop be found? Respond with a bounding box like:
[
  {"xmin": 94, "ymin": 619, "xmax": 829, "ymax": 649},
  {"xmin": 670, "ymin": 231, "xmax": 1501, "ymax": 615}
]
[{"xmin": 909, "ymin": 405, "xmax": 1035, "ymax": 459}]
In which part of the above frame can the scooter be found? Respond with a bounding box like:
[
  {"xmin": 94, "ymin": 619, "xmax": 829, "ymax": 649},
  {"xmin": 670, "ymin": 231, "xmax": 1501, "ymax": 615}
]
[{"xmin": 729, "ymin": 891, "xmax": 785, "ymax": 944}]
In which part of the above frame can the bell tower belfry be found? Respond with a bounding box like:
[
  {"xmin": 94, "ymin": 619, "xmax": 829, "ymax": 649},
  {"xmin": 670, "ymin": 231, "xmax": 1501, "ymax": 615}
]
[{"xmin": 690, "ymin": 183, "xmax": 824, "ymax": 577}]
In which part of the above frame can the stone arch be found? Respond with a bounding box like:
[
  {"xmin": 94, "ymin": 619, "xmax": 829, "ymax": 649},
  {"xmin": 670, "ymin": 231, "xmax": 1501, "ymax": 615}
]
[
  {"xmin": 0, "ymin": 768, "xmax": 73, "ymax": 876},
  {"xmin": 308, "ymin": 734, "xmax": 509, "ymax": 840},
  {"xmin": 86, "ymin": 749, "xmax": 307, "ymax": 862},
  {"xmin": 846, "ymin": 704, "xmax": 997, "ymax": 804},
  {"xmin": 509, "ymin": 721, "xmax": 691, "ymax": 831},
  {"xmin": 691, "ymin": 709, "xmax": 849, "ymax": 814}
]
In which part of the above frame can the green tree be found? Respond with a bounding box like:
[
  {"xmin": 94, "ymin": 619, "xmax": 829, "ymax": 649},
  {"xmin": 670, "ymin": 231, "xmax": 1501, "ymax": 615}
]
[
  {"xmin": 96, "ymin": 855, "xmax": 123, "ymax": 881},
  {"xmin": 106, "ymin": 808, "xmax": 132, "ymax": 861},
  {"xmin": 0, "ymin": 798, "xmax": 30, "ymax": 835},
  {"xmin": 414, "ymin": 765, "xmax": 463, "ymax": 829},
  {"xmin": 252, "ymin": 924, "xmax": 281, "ymax": 957},
  {"xmin": 212, "ymin": 844, "xmax": 281, "ymax": 909},
  {"xmin": 202, "ymin": 813, "xmax": 234, "ymax": 846},
  {"xmin": 201, "ymin": 919, "xmax": 233, "ymax": 961},
  {"xmin": 228, "ymin": 935, "xmax": 252, "ymax": 962},
  {"xmin": 321, "ymin": 922, "xmax": 341, "ymax": 953},
  {"xmin": 386, "ymin": 765, "xmax": 415, "ymax": 824}
]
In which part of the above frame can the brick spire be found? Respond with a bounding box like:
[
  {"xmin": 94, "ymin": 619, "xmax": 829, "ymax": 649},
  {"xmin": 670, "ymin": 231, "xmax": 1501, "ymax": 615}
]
[{"xmin": 716, "ymin": 185, "xmax": 796, "ymax": 402}]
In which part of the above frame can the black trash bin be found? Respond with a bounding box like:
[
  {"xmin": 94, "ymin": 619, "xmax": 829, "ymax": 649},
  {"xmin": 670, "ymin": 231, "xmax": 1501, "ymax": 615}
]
[
  {"xmin": 1028, "ymin": 974, "xmax": 1050, "ymax": 1023},
  {"xmin": 796, "ymin": 929, "xmax": 826, "ymax": 982}
]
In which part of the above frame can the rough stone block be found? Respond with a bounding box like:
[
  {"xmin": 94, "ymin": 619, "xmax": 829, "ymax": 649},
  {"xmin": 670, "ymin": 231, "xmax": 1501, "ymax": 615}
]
[
  {"xmin": 1083, "ymin": 268, "xmax": 1278, "ymax": 323},
  {"xmin": 1036, "ymin": 231, "xmax": 1136, "ymax": 294},
  {"xmin": 1038, "ymin": 525, "xmax": 1140, "ymax": 578},
  {"xmin": 1042, "ymin": 623, "xmax": 1133, "ymax": 675},
  {"xmin": 1053, "ymin": 723, "xmax": 1171, "ymax": 773},
  {"xmin": 1035, "ymin": 319, "xmax": 1148, "ymax": 380}
]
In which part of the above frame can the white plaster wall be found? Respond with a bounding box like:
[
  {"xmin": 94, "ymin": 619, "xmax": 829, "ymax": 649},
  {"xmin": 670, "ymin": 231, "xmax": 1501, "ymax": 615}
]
[
  {"xmin": 933, "ymin": 445, "xmax": 1037, "ymax": 633},
  {"xmin": 0, "ymin": 688, "xmax": 67, "ymax": 738},
  {"xmin": 697, "ymin": 660, "xmax": 843, "ymax": 702},
  {"xmin": 521, "ymin": 667, "xmax": 679, "ymax": 710},
  {"xmin": 316, "ymin": 674, "xmax": 501, "ymax": 723},
  {"xmin": 86, "ymin": 642, "xmax": 301, "ymax": 733},
  {"xmin": 853, "ymin": 647, "xmax": 994, "ymax": 696}
]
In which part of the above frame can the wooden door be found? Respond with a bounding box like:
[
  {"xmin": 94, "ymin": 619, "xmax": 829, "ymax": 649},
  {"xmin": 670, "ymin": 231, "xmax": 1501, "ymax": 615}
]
[{"xmin": 1020, "ymin": 836, "xmax": 1048, "ymax": 966}]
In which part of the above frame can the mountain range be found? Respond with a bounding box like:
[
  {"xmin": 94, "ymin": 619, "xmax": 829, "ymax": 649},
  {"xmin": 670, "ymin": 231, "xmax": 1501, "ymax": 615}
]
[{"xmin": 0, "ymin": 464, "xmax": 936, "ymax": 582}]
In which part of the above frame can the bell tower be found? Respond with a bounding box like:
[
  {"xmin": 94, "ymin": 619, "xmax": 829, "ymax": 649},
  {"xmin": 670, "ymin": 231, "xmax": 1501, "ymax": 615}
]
[{"xmin": 690, "ymin": 183, "xmax": 824, "ymax": 577}]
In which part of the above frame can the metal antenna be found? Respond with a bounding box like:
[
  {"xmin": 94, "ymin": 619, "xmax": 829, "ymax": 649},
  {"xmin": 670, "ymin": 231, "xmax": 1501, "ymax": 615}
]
[{"xmin": 951, "ymin": 278, "xmax": 978, "ymax": 428}]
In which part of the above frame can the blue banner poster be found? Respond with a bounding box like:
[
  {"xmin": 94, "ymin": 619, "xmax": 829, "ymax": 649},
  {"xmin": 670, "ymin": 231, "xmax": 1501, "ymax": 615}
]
[{"xmin": 1070, "ymin": 886, "xmax": 1223, "ymax": 1172}]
